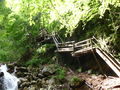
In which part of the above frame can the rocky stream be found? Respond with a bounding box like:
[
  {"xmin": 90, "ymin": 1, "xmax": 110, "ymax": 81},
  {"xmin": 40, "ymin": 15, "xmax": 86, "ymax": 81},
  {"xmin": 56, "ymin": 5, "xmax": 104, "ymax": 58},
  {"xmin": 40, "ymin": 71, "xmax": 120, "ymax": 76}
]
[
  {"xmin": 0, "ymin": 63, "xmax": 120, "ymax": 90},
  {"xmin": 8, "ymin": 64, "xmax": 72, "ymax": 90}
]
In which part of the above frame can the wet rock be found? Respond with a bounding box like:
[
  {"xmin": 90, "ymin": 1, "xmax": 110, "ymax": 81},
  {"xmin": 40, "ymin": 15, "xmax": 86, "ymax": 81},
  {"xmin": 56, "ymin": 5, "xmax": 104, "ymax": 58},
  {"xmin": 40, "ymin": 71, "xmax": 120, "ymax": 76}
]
[
  {"xmin": 42, "ymin": 64, "xmax": 56, "ymax": 76},
  {"xmin": 29, "ymin": 86, "xmax": 36, "ymax": 90},
  {"xmin": 32, "ymin": 75, "xmax": 38, "ymax": 80},
  {"xmin": 16, "ymin": 64, "xmax": 61, "ymax": 90},
  {"xmin": 19, "ymin": 78, "xmax": 28, "ymax": 83},
  {"xmin": 16, "ymin": 67, "xmax": 28, "ymax": 72},
  {"xmin": 16, "ymin": 72, "xmax": 25, "ymax": 77},
  {"xmin": 7, "ymin": 63, "xmax": 15, "ymax": 68},
  {"xmin": 0, "ymin": 74, "xmax": 4, "ymax": 90},
  {"xmin": 39, "ymin": 88, "xmax": 46, "ymax": 90},
  {"xmin": 7, "ymin": 63, "xmax": 14, "ymax": 67},
  {"xmin": 23, "ymin": 87, "xmax": 28, "ymax": 90},
  {"xmin": 36, "ymin": 79, "xmax": 42, "ymax": 88},
  {"xmin": 26, "ymin": 75, "xmax": 33, "ymax": 81},
  {"xmin": 0, "ymin": 72, "xmax": 4, "ymax": 77},
  {"xmin": 37, "ymin": 73, "xmax": 44, "ymax": 79},
  {"xmin": 47, "ymin": 78, "xmax": 55, "ymax": 85},
  {"xmin": 42, "ymin": 67, "xmax": 52, "ymax": 76},
  {"xmin": 31, "ymin": 80, "xmax": 37, "ymax": 85},
  {"xmin": 16, "ymin": 72, "xmax": 31, "ymax": 77},
  {"xmin": 7, "ymin": 64, "xmax": 15, "ymax": 73},
  {"xmin": 20, "ymin": 82, "xmax": 31, "ymax": 88},
  {"xmin": 41, "ymin": 78, "xmax": 46, "ymax": 85},
  {"xmin": 69, "ymin": 77, "xmax": 85, "ymax": 89},
  {"xmin": 47, "ymin": 85, "xmax": 55, "ymax": 90}
]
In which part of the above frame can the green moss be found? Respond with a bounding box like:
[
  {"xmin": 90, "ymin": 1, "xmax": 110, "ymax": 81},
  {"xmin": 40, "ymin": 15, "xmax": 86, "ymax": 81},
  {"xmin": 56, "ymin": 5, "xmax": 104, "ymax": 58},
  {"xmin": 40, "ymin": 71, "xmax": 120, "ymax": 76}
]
[
  {"xmin": 70, "ymin": 76, "xmax": 81, "ymax": 83},
  {"xmin": 25, "ymin": 57, "xmax": 51, "ymax": 66}
]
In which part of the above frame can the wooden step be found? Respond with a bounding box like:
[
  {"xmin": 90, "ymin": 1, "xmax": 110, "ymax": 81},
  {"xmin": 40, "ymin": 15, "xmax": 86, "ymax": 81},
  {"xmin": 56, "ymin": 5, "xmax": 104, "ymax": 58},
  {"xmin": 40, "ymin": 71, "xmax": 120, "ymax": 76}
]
[
  {"xmin": 72, "ymin": 47, "xmax": 95, "ymax": 57},
  {"xmin": 57, "ymin": 47, "xmax": 74, "ymax": 52}
]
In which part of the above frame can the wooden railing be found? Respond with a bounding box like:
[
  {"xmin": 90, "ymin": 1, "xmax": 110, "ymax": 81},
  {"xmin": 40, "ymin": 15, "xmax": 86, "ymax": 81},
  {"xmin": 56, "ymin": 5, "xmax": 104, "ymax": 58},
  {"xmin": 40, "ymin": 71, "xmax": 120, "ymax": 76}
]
[
  {"xmin": 53, "ymin": 35, "xmax": 120, "ymax": 76},
  {"xmin": 91, "ymin": 37, "xmax": 120, "ymax": 77}
]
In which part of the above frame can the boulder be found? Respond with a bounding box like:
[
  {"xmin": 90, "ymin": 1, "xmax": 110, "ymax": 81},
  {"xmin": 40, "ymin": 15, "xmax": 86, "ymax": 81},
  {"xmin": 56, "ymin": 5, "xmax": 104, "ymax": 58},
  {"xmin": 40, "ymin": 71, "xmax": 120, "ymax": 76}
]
[
  {"xmin": 20, "ymin": 82, "xmax": 31, "ymax": 88},
  {"xmin": 30, "ymin": 80, "xmax": 37, "ymax": 85},
  {"xmin": 47, "ymin": 78, "xmax": 55, "ymax": 85},
  {"xmin": 19, "ymin": 78, "xmax": 28, "ymax": 83},
  {"xmin": 23, "ymin": 87, "xmax": 28, "ymax": 90},
  {"xmin": 36, "ymin": 79, "xmax": 42, "ymax": 88},
  {"xmin": 29, "ymin": 85, "xmax": 38, "ymax": 90},
  {"xmin": 69, "ymin": 80, "xmax": 85, "ymax": 88},
  {"xmin": 42, "ymin": 64, "xmax": 56, "ymax": 76},
  {"xmin": 0, "ymin": 73, "xmax": 4, "ymax": 90},
  {"xmin": 16, "ymin": 67, "xmax": 28, "ymax": 72},
  {"xmin": 37, "ymin": 73, "xmax": 44, "ymax": 79}
]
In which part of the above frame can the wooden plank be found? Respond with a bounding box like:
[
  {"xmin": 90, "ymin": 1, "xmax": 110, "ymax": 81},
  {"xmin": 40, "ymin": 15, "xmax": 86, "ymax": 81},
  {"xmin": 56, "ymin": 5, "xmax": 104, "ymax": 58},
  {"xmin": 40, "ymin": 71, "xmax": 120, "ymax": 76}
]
[
  {"xmin": 107, "ymin": 52, "xmax": 120, "ymax": 67},
  {"xmin": 92, "ymin": 36, "xmax": 120, "ymax": 68},
  {"xmin": 64, "ymin": 41, "xmax": 75, "ymax": 44},
  {"xmin": 57, "ymin": 47, "xmax": 74, "ymax": 52},
  {"xmin": 58, "ymin": 44, "xmax": 73, "ymax": 48},
  {"xmin": 57, "ymin": 41, "xmax": 75, "ymax": 44},
  {"xmin": 72, "ymin": 47, "xmax": 94, "ymax": 57},
  {"xmin": 96, "ymin": 48, "xmax": 120, "ymax": 70},
  {"xmin": 75, "ymin": 38, "xmax": 92, "ymax": 46},
  {"xmin": 75, "ymin": 43, "xmax": 91, "ymax": 48},
  {"xmin": 101, "ymin": 50, "xmax": 120, "ymax": 71},
  {"xmin": 96, "ymin": 48, "xmax": 120, "ymax": 77}
]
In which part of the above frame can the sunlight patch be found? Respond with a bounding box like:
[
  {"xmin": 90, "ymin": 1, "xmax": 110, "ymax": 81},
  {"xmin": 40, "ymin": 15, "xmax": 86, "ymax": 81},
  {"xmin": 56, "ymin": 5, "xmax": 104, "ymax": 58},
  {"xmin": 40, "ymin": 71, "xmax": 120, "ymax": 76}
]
[{"xmin": 5, "ymin": 0, "xmax": 21, "ymax": 13}]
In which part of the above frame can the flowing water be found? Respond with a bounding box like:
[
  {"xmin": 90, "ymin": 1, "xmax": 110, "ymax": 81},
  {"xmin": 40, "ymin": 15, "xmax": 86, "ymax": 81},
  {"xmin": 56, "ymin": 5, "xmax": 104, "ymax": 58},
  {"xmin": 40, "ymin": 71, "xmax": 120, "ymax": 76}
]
[{"xmin": 0, "ymin": 64, "xmax": 19, "ymax": 90}]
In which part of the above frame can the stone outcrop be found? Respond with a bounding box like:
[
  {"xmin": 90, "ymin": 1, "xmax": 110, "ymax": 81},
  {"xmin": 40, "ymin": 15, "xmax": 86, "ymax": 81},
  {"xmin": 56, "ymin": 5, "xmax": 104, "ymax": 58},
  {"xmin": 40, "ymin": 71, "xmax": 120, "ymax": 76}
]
[{"xmin": 7, "ymin": 64, "xmax": 68, "ymax": 90}]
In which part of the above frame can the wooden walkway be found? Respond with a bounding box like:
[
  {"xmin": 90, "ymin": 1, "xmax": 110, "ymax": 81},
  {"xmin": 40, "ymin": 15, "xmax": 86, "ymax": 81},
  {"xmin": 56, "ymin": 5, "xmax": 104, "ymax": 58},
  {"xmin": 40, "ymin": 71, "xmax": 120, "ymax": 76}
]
[{"xmin": 52, "ymin": 36, "xmax": 120, "ymax": 77}]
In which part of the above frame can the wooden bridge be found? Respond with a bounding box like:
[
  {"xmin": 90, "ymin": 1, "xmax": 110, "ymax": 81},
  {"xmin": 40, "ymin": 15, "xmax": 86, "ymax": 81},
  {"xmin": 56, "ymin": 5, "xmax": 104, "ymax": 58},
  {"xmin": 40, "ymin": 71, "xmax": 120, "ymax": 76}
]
[{"xmin": 52, "ymin": 36, "xmax": 120, "ymax": 77}]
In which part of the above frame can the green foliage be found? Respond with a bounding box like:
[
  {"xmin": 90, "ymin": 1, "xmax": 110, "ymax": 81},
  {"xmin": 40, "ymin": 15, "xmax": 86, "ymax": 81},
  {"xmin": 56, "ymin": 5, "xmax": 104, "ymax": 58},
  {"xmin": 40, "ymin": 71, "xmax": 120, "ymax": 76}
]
[
  {"xmin": 70, "ymin": 76, "xmax": 81, "ymax": 84},
  {"xmin": 69, "ymin": 76, "xmax": 83, "ymax": 87},
  {"xmin": 54, "ymin": 66, "xmax": 66, "ymax": 80},
  {"xmin": 37, "ymin": 44, "xmax": 55, "ymax": 54},
  {"xmin": 49, "ymin": 0, "xmax": 120, "ymax": 36},
  {"xmin": 26, "ymin": 57, "xmax": 51, "ymax": 66},
  {"xmin": 0, "ymin": 0, "xmax": 120, "ymax": 63}
]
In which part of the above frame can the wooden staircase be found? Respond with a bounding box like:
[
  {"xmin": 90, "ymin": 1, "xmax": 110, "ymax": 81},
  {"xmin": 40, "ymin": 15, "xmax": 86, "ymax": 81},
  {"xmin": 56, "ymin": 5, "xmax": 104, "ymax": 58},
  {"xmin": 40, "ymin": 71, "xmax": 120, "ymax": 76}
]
[
  {"xmin": 53, "ymin": 36, "xmax": 120, "ymax": 77},
  {"xmin": 95, "ymin": 48, "xmax": 120, "ymax": 77}
]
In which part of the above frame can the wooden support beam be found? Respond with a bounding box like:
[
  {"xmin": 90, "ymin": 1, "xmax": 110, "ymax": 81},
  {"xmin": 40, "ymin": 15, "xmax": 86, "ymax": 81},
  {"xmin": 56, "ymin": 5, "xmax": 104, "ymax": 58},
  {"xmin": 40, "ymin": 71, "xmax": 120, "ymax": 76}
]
[{"xmin": 96, "ymin": 48, "xmax": 120, "ymax": 77}]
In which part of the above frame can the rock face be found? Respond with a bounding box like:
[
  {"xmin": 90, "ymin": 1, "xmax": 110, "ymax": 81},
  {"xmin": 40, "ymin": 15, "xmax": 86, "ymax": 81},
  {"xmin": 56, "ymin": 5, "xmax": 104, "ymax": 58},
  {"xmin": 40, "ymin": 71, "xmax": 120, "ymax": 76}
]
[
  {"xmin": 42, "ymin": 64, "xmax": 56, "ymax": 76},
  {"xmin": 7, "ymin": 64, "xmax": 67, "ymax": 90},
  {"xmin": 8, "ymin": 63, "xmax": 120, "ymax": 90},
  {"xmin": 16, "ymin": 66, "xmax": 42, "ymax": 90},
  {"xmin": 0, "ymin": 72, "xmax": 4, "ymax": 90},
  {"xmin": 6, "ymin": 64, "xmax": 98, "ymax": 90}
]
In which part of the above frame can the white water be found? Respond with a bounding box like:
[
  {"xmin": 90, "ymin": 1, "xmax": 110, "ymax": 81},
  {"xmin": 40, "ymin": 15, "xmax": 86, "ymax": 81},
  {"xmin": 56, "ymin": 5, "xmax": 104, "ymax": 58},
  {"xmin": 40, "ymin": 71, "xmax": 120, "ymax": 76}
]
[{"xmin": 0, "ymin": 64, "xmax": 19, "ymax": 90}]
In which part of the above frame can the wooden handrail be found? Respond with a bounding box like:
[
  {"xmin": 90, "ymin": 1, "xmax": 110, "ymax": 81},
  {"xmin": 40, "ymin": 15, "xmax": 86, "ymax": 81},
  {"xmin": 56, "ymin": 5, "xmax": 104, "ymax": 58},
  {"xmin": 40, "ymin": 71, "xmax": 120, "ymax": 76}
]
[
  {"xmin": 75, "ymin": 38, "xmax": 92, "ymax": 46},
  {"xmin": 96, "ymin": 48, "xmax": 120, "ymax": 77},
  {"xmin": 91, "ymin": 37, "xmax": 120, "ymax": 67},
  {"xmin": 97, "ymin": 48, "xmax": 120, "ymax": 70},
  {"xmin": 75, "ymin": 43, "xmax": 91, "ymax": 48}
]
